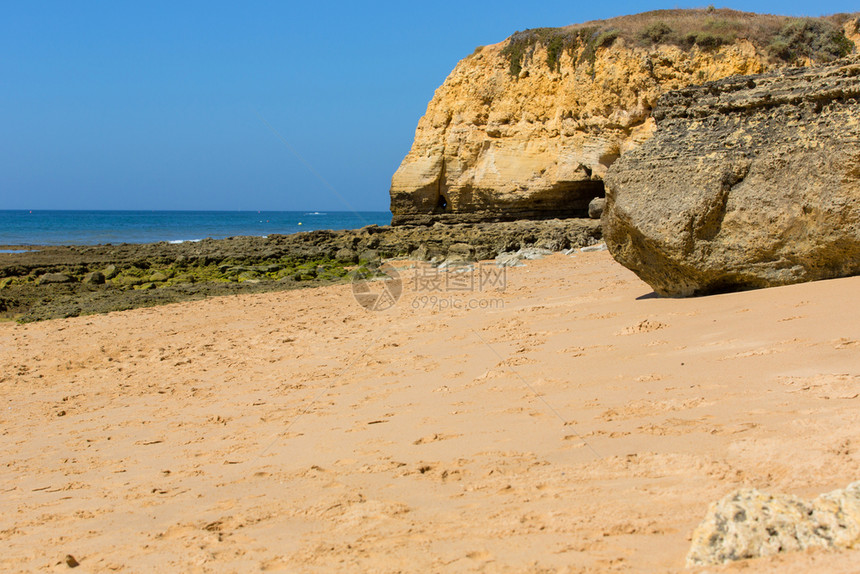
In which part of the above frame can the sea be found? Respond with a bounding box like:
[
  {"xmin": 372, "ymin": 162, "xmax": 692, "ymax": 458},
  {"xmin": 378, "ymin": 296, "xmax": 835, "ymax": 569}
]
[{"xmin": 0, "ymin": 210, "xmax": 392, "ymax": 248}]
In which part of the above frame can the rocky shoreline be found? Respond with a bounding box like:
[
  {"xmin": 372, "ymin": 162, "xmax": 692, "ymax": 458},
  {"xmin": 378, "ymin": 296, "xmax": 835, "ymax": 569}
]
[{"xmin": 0, "ymin": 218, "xmax": 600, "ymax": 322}]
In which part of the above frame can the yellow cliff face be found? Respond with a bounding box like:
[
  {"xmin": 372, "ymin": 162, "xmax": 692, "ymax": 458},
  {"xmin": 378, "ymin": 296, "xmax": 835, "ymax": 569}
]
[
  {"xmin": 390, "ymin": 39, "xmax": 768, "ymax": 225},
  {"xmin": 389, "ymin": 12, "xmax": 859, "ymax": 226},
  {"xmin": 846, "ymin": 17, "xmax": 860, "ymax": 47}
]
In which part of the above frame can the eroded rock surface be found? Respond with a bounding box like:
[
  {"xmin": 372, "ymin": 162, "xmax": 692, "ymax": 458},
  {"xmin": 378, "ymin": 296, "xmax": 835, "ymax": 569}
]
[
  {"xmin": 687, "ymin": 481, "xmax": 860, "ymax": 565},
  {"xmin": 603, "ymin": 59, "xmax": 860, "ymax": 296}
]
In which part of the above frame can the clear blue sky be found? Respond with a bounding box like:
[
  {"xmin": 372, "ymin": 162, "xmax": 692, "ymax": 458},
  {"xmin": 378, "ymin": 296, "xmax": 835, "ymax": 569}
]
[{"xmin": 1, "ymin": 1, "xmax": 856, "ymax": 212}]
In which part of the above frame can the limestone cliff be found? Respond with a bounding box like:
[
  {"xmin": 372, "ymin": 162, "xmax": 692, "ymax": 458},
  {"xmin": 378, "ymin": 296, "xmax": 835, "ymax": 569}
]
[{"xmin": 390, "ymin": 9, "xmax": 859, "ymax": 225}]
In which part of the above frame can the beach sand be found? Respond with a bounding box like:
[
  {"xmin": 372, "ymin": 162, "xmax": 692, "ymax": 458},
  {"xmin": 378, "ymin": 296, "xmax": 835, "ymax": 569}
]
[{"xmin": 1, "ymin": 251, "xmax": 858, "ymax": 572}]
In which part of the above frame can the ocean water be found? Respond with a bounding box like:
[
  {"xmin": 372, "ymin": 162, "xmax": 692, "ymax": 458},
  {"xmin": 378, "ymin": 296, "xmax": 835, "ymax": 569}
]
[{"xmin": 0, "ymin": 210, "xmax": 392, "ymax": 246}]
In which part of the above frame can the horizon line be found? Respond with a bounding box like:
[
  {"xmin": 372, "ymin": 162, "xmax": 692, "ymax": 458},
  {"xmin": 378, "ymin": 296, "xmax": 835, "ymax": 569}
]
[{"xmin": 0, "ymin": 208, "xmax": 393, "ymax": 213}]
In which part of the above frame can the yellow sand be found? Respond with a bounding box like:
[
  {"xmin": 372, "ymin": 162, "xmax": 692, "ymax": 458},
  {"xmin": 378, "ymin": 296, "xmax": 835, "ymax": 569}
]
[{"xmin": 1, "ymin": 251, "xmax": 858, "ymax": 572}]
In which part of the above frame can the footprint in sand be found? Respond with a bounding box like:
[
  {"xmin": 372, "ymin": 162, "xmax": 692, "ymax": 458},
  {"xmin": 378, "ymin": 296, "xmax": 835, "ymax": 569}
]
[
  {"xmin": 833, "ymin": 338, "xmax": 860, "ymax": 350},
  {"xmin": 397, "ymin": 461, "xmax": 466, "ymax": 482},
  {"xmin": 719, "ymin": 346, "xmax": 781, "ymax": 360},
  {"xmin": 617, "ymin": 319, "xmax": 667, "ymax": 336},
  {"xmin": 466, "ymin": 550, "xmax": 493, "ymax": 561},
  {"xmin": 413, "ymin": 433, "xmax": 460, "ymax": 445},
  {"xmin": 581, "ymin": 429, "xmax": 631, "ymax": 438},
  {"xmin": 584, "ymin": 312, "xmax": 619, "ymax": 320},
  {"xmin": 599, "ymin": 397, "xmax": 707, "ymax": 421},
  {"xmin": 637, "ymin": 418, "xmax": 710, "ymax": 436},
  {"xmin": 562, "ymin": 344, "xmax": 614, "ymax": 357},
  {"xmin": 780, "ymin": 373, "xmax": 860, "ymax": 399}
]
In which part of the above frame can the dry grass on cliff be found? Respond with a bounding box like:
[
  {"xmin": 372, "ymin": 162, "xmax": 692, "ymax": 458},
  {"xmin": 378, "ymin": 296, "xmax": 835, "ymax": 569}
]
[
  {"xmin": 591, "ymin": 8, "xmax": 856, "ymax": 55},
  {"xmin": 501, "ymin": 8, "xmax": 858, "ymax": 76}
]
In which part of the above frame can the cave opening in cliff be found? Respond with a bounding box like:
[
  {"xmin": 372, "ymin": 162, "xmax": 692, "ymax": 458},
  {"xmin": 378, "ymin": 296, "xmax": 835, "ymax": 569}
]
[
  {"xmin": 519, "ymin": 179, "xmax": 607, "ymax": 220},
  {"xmin": 435, "ymin": 194, "xmax": 448, "ymax": 211},
  {"xmin": 571, "ymin": 179, "xmax": 606, "ymax": 218}
]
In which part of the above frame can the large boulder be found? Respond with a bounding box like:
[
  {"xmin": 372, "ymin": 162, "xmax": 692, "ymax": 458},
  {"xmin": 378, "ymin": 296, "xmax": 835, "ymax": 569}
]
[{"xmin": 603, "ymin": 59, "xmax": 860, "ymax": 296}]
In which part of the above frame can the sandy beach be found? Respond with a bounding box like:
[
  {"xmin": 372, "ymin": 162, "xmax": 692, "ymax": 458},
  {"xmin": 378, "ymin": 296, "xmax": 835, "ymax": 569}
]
[{"xmin": 1, "ymin": 250, "xmax": 859, "ymax": 572}]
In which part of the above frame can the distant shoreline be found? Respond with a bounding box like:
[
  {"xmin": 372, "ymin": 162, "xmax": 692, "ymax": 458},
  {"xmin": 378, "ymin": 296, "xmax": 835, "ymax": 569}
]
[{"xmin": 0, "ymin": 210, "xmax": 393, "ymax": 247}]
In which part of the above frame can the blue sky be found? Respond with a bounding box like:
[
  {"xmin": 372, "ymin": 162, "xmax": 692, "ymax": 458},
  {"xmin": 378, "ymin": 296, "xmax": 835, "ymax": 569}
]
[{"xmin": 2, "ymin": 1, "xmax": 856, "ymax": 212}]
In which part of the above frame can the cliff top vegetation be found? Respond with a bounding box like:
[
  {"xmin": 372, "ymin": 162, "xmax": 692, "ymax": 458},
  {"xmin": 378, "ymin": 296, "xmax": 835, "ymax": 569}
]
[{"xmin": 499, "ymin": 8, "xmax": 859, "ymax": 76}]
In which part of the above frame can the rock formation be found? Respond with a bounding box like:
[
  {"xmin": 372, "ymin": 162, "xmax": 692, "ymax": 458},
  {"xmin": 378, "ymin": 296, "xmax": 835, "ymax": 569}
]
[
  {"xmin": 390, "ymin": 10, "xmax": 858, "ymax": 225},
  {"xmin": 602, "ymin": 59, "xmax": 860, "ymax": 296},
  {"xmin": 687, "ymin": 481, "xmax": 860, "ymax": 565}
]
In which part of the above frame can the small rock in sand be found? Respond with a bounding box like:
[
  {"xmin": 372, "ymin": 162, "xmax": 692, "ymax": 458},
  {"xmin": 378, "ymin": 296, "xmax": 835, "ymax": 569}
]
[
  {"xmin": 580, "ymin": 243, "xmax": 608, "ymax": 252},
  {"xmin": 38, "ymin": 273, "xmax": 73, "ymax": 285},
  {"xmin": 494, "ymin": 252, "xmax": 524, "ymax": 267},
  {"xmin": 588, "ymin": 197, "xmax": 606, "ymax": 219},
  {"xmin": 517, "ymin": 247, "xmax": 553, "ymax": 260},
  {"xmin": 82, "ymin": 271, "xmax": 106, "ymax": 285}
]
